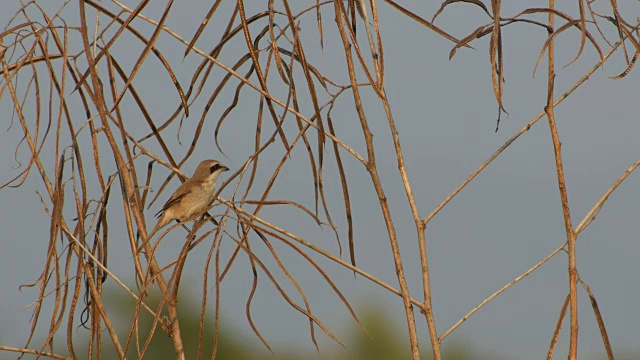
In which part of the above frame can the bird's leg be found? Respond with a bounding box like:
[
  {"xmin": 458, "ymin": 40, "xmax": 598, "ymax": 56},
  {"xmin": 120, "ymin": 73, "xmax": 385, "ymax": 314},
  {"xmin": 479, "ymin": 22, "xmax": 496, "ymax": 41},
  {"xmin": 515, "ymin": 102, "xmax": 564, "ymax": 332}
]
[
  {"xmin": 188, "ymin": 215, "xmax": 208, "ymax": 242},
  {"xmin": 185, "ymin": 214, "xmax": 221, "ymax": 251}
]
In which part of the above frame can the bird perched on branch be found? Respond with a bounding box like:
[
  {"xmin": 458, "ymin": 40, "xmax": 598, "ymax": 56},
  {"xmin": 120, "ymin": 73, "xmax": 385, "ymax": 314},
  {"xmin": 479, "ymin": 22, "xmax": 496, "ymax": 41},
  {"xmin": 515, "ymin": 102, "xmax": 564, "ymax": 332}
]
[{"xmin": 137, "ymin": 159, "xmax": 229, "ymax": 254}]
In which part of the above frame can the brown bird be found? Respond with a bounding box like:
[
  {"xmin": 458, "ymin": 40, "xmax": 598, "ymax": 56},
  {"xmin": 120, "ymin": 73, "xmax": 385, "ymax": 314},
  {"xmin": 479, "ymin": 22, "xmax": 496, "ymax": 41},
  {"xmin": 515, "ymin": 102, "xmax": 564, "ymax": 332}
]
[{"xmin": 138, "ymin": 160, "xmax": 229, "ymax": 253}]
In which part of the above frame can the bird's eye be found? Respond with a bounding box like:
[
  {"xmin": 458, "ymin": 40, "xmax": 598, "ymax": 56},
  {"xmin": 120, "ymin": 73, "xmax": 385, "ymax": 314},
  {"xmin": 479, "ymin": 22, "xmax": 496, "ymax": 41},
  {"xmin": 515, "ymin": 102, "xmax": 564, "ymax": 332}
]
[{"xmin": 210, "ymin": 164, "xmax": 221, "ymax": 173}]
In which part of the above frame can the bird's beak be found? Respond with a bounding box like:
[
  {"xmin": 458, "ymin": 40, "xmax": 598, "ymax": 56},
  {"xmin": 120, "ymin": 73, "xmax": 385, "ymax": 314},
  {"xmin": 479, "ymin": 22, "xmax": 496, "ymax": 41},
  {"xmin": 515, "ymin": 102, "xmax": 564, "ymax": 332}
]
[{"xmin": 221, "ymin": 166, "xmax": 230, "ymax": 172}]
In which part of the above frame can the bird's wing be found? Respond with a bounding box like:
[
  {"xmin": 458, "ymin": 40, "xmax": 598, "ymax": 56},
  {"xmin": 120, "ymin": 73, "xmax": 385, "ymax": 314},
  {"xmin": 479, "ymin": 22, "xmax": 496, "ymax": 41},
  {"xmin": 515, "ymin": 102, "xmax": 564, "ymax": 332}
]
[{"xmin": 154, "ymin": 181, "xmax": 194, "ymax": 218}]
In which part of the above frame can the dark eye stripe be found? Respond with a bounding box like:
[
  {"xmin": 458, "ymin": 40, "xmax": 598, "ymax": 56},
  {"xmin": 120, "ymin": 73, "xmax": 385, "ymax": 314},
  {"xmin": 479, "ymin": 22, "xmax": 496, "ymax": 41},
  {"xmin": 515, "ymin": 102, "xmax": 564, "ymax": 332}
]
[{"xmin": 210, "ymin": 164, "xmax": 221, "ymax": 173}]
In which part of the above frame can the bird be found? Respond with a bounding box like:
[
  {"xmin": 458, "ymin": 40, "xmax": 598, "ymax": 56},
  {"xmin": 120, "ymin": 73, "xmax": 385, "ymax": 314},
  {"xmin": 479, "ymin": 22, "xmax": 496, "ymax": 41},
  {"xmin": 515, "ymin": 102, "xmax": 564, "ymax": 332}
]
[{"xmin": 137, "ymin": 159, "xmax": 229, "ymax": 254}]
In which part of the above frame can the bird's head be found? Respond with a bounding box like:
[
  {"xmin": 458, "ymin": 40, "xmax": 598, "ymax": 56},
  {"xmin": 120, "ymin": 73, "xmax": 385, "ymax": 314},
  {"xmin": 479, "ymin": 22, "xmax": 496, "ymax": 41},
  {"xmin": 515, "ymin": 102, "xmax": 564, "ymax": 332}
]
[{"xmin": 192, "ymin": 159, "xmax": 229, "ymax": 183}]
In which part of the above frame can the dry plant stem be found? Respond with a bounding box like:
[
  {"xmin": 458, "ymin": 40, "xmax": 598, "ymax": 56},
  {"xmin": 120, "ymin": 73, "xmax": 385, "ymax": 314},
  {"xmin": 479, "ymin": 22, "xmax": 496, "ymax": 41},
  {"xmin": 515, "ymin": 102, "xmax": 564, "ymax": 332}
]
[
  {"xmin": 236, "ymin": 0, "xmax": 291, "ymax": 151},
  {"xmin": 245, "ymin": 222, "xmax": 320, "ymax": 351},
  {"xmin": 218, "ymin": 45, "xmax": 343, "ymax": 277},
  {"xmin": 77, "ymin": 3, "xmax": 185, "ymax": 359},
  {"xmin": 0, "ymin": 346, "xmax": 70, "ymax": 360},
  {"xmin": 72, "ymin": 255, "xmax": 90, "ymax": 359},
  {"xmin": 224, "ymin": 228, "xmax": 346, "ymax": 348},
  {"xmin": 1, "ymin": 54, "xmax": 125, "ymax": 358},
  {"xmin": 545, "ymin": 2, "xmax": 578, "ymax": 358},
  {"xmin": 59, "ymin": 223, "xmax": 156, "ymax": 316},
  {"xmin": 104, "ymin": 59, "xmax": 150, "ymax": 287},
  {"xmin": 429, "ymin": 35, "xmax": 633, "ymax": 347},
  {"xmin": 439, "ymin": 244, "xmax": 563, "ymax": 341},
  {"xmin": 106, "ymin": 0, "xmax": 368, "ymax": 166},
  {"xmin": 212, "ymin": 101, "xmax": 333, "ymax": 349},
  {"xmin": 379, "ymin": 94, "xmax": 440, "ymax": 358},
  {"xmin": 422, "ymin": 30, "xmax": 633, "ymax": 227},
  {"xmin": 433, "ymin": 37, "xmax": 639, "ymax": 339},
  {"xmin": 333, "ymin": 3, "xmax": 419, "ymax": 358},
  {"xmin": 212, "ymin": 246, "xmax": 222, "ymax": 359},
  {"xmin": 60, "ymin": 224, "xmax": 125, "ymax": 358},
  {"xmin": 440, "ymin": 69, "xmax": 639, "ymax": 342},
  {"xmin": 221, "ymin": 199, "xmax": 425, "ymax": 310},
  {"xmin": 579, "ymin": 278, "xmax": 614, "ymax": 359},
  {"xmin": 110, "ymin": 97, "xmax": 180, "ymax": 354},
  {"xmin": 547, "ymin": 294, "xmax": 570, "ymax": 360},
  {"xmin": 441, "ymin": 157, "xmax": 640, "ymax": 341},
  {"xmin": 222, "ymin": 117, "xmax": 332, "ymax": 279},
  {"xmin": 574, "ymin": 159, "xmax": 640, "ymax": 234},
  {"xmin": 235, "ymin": 217, "xmax": 365, "ymax": 334},
  {"xmin": 198, "ymin": 226, "xmax": 225, "ymax": 360}
]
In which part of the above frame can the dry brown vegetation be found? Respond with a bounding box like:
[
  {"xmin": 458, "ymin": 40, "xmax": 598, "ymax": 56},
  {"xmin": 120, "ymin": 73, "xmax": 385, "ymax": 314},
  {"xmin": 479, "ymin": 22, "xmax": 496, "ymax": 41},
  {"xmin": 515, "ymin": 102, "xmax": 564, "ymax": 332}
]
[{"xmin": 1, "ymin": 1, "xmax": 638, "ymax": 359}]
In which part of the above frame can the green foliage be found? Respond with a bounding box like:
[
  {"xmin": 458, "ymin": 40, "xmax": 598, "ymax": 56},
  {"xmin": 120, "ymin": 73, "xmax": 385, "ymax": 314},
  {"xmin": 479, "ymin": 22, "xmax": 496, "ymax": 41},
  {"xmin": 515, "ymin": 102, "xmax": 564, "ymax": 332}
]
[
  {"xmin": 37, "ymin": 286, "xmax": 639, "ymax": 359},
  {"xmin": 52, "ymin": 287, "xmax": 503, "ymax": 359}
]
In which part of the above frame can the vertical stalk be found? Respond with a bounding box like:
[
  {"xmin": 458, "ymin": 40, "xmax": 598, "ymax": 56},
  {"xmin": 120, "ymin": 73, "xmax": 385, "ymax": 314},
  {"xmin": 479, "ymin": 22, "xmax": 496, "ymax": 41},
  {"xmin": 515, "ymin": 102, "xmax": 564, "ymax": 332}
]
[
  {"xmin": 545, "ymin": 1, "xmax": 578, "ymax": 358},
  {"xmin": 333, "ymin": 2, "xmax": 420, "ymax": 358},
  {"xmin": 380, "ymin": 96, "xmax": 441, "ymax": 360},
  {"xmin": 77, "ymin": 2, "xmax": 185, "ymax": 359}
]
